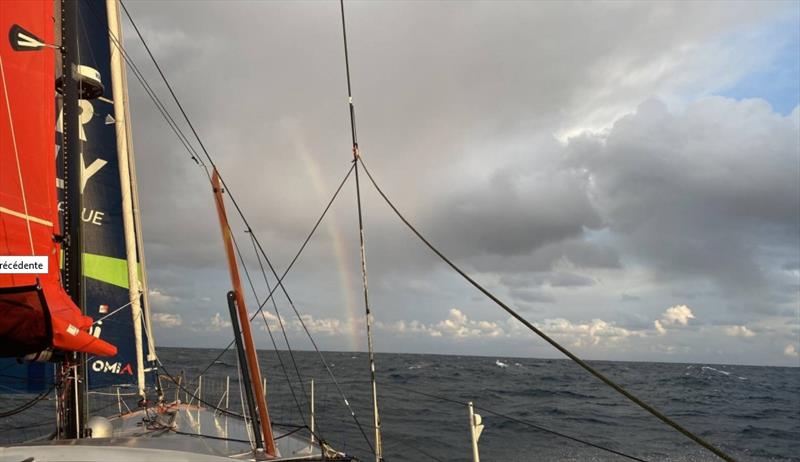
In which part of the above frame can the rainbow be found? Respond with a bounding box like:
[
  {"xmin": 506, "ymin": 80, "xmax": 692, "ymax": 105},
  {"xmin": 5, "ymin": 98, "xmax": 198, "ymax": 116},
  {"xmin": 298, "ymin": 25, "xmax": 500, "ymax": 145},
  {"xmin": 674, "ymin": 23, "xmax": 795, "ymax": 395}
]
[{"xmin": 286, "ymin": 122, "xmax": 362, "ymax": 350}]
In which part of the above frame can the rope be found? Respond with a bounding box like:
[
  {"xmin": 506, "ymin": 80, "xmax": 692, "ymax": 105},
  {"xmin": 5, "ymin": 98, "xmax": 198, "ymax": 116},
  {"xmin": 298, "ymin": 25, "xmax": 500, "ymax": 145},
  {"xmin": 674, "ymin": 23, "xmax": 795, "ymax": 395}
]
[
  {"xmin": 92, "ymin": 297, "xmax": 139, "ymax": 325},
  {"xmin": 0, "ymin": 55, "xmax": 35, "ymax": 255},
  {"xmin": 357, "ymin": 156, "xmax": 735, "ymax": 462}
]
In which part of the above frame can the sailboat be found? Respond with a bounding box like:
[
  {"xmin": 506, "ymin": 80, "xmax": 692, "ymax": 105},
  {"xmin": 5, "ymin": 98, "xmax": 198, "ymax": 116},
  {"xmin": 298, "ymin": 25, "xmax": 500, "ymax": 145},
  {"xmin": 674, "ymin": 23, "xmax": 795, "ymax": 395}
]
[
  {"xmin": 0, "ymin": 1, "xmax": 745, "ymax": 461},
  {"xmin": 0, "ymin": 0, "xmax": 353, "ymax": 460}
]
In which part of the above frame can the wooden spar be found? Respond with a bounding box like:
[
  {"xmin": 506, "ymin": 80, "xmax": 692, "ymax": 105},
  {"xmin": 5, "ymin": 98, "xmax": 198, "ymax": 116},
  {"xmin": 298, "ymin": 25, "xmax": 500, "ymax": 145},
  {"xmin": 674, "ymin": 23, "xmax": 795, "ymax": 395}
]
[{"xmin": 211, "ymin": 169, "xmax": 276, "ymax": 456}]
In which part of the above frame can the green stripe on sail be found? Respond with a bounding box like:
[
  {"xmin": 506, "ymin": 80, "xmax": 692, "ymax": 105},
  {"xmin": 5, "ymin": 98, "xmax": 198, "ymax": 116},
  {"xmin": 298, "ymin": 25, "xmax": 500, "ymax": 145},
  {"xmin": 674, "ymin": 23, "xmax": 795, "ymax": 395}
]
[
  {"xmin": 60, "ymin": 251, "xmax": 144, "ymax": 289},
  {"xmin": 83, "ymin": 253, "xmax": 130, "ymax": 289}
]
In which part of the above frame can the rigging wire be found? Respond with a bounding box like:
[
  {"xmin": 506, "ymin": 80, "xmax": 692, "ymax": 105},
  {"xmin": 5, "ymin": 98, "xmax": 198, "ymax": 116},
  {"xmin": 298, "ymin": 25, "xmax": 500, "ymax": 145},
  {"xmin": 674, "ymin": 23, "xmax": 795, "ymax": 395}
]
[
  {"xmin": 96, "ymin": 4, "xmax": 668, "ymax": 461},
  {"xmin": 84, "ymin": 2, "xmax": 207, "ymax": 171},
  {"xmin": 194, "ymin": 162, "xmax": 353, "ymax": 378},
  {"xmin": 356, "ymin": 156, "xmax": 735, "ymax": 462},
  {"xmin": 248, "ymin": 231, "xmax": 315, "ymax": 431},
  {"xmin": 231, "ymin": 227, "xmax": 309, "ymax": 430},
  {"xmin": 338, "ymin": 1, "xmax": 383, "ymax": 459},
  {"xmin": 384, "ymin": 383, "xmax": 648, "ymax": 462},
  {"xmin": 112, "ymin": 2, "xmax": 375, "ymax": 451}
]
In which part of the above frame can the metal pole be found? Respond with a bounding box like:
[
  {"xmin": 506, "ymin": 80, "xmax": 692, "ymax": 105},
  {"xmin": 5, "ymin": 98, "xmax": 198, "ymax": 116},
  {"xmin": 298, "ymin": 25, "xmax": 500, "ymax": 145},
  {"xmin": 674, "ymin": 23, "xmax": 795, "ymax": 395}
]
[
  {"xmin": 116, "ymin": 387, "xmax": 122, "ymax": 415},
  {"xmin": 310, "ymin": 379, "xmax": 315, "ymax": 444},
  {"xmin": 225, "ymin": 376, "xmax": 230, "ymax": 410},
  {"xmin": 468, "ymin": 402, "xmax": 483, "ymax": 462},
  {"xmin": 106, "ymin": 0, "xmax": 146, "ymax": 400},
  {"xmin": 176, "ymin": 371, "xmax": 183, "ymax": 403}
]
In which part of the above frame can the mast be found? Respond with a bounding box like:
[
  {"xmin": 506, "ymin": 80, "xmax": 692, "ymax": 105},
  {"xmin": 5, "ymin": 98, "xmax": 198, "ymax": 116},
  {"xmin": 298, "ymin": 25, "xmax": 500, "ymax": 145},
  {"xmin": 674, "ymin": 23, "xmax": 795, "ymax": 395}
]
[
  {"xmin": 106, "ymin": 0, "xmax": 145, "ymax": 399},
  {"xmin": 61, "ymin": 0, "xmax": 87, "ymax": 438},
  {"xmin": 211, "ymin": 169, "xmax": 277, "ymax": 457}
]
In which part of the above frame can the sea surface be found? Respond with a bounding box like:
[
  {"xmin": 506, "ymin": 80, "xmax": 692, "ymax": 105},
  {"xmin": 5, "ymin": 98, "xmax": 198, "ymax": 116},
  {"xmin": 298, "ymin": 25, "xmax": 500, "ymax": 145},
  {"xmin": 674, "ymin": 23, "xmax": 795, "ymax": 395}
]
[{"xmin": 1, "ymin": 348, "xmax": 798, "ymax": 461}]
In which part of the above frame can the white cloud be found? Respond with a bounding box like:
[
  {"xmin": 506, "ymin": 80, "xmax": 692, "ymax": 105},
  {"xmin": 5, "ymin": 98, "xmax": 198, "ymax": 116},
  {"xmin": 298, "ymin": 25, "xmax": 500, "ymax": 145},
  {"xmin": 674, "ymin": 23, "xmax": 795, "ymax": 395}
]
[
  {"xmin": 784, "ymin": 344, "xmax": 799, "ymax": 358},
  {"xmin": 148, "ymin": 288, "xmax": 179, "ymax": 305},
  {"xmin": 255, "ymin": 310, "xmax": 346, "ymax": 336},
  {"xmin": 152, "ymin": 313, "xmax": 182, "ymax": 328},
  {"xmin": 294, "ymin": 314, "xmax": 343, "ymax": 335},
  {"xmin": 724, "ymin": 325, "xmax": 756, "ymax": 338},
  {"xmin": 662, "ymin": 305, "xmax": 695, "ymax": 326},
  {"xmin": 209, "ymin": 312, "xmax": 231, "ymax": 331},
  {"xmin": 434, "ymin": 309, "xmax": 505, "ymax": 339},
  {"xmin": 654, "ymin": 305, "xmax": 695, "ymax": 335},
  {"xmin": 535, "ymin": 317, "xmax": 641, "ymax": 348},
  {"xmin": 377, "ymin": 309, "xmax": 504, "ymax": 340}
]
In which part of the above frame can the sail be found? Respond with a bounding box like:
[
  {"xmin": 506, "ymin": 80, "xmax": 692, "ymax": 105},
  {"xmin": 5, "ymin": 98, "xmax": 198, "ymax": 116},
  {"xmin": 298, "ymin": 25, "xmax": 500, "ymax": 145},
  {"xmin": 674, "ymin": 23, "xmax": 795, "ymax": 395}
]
[
  {"xmin": 53, "ymin": 0, "xmax": 141, "ymax": 389},
  {"xmin": 0, "ymin": 0, "xmax": 116, "ymax": 365}
]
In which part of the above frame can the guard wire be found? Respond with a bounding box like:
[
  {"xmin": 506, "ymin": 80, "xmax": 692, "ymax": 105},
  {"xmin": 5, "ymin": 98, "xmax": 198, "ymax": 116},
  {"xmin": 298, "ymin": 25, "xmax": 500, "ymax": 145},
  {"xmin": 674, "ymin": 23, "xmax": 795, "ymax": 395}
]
[{"xmin": 357, "ymin": 156, "xmax": 735, "ymax": 462}]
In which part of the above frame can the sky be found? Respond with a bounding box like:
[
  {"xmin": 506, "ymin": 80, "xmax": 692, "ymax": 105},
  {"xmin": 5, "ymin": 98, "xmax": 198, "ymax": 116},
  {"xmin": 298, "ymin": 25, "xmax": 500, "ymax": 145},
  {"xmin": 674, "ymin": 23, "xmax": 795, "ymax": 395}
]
[{"xmin": 118, "ymin": 1, "xmax": 799, "ymax": 367}]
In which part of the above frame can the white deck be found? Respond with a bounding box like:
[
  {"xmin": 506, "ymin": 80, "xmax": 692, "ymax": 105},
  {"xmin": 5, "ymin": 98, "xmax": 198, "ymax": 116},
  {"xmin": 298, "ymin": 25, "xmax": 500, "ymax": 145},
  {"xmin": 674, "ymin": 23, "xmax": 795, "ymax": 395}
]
[{"xmin": 0, "ymin": 403, "xmax": 340, "ymax": 462}]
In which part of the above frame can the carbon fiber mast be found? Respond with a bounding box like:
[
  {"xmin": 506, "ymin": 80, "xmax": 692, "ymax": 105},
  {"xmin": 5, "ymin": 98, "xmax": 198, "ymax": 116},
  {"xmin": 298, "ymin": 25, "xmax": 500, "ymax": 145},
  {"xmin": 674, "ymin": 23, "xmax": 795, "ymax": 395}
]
[{"xmin": 60, "ymin": 0, "xmax": 87, "ymax": 439}]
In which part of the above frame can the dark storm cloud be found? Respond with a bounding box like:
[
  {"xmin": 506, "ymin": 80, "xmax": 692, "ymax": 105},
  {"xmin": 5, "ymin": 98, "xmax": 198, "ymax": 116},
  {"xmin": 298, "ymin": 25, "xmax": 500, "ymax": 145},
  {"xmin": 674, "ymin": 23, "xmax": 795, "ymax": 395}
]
[
  {"xmin": 567, "ymin": 98, "xmax": 799, "ymax": 313},
  {"xmin": 115, "ymin": 1, "xmax": 798, "ymax": 363}
]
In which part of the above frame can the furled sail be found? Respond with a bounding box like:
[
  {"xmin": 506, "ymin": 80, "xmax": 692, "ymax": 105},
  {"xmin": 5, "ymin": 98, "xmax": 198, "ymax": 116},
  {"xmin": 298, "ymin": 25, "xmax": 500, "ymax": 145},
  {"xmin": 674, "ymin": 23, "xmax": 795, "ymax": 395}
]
[
  {"xmin": 0, "ymin": 0, "xmax": 116, "ymax": 361},
  {"xmin": 55, "ymin": 0, "xmax": 148, "ymax": 389}
]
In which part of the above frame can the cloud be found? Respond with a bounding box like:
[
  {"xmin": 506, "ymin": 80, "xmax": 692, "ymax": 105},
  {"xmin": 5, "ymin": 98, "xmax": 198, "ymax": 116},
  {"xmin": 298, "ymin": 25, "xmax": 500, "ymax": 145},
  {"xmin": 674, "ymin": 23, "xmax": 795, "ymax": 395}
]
[
  {"xmin": 534, "ymin": 317, "xmax": 642, "ymax": 348},
  {"xmin": 784, "ymin": 344, "xmax": 799, "ymax": 358},
  {"xmin": 654, "ymin": 305, "xmax": 695, "ymax": 335},
  {"xmin": 151, "ymin": 313, "xmax": 182, "ymax": 328},
  {"xmin": 567, "ymin": 98, "xmax": 800, "ymax": 314},
  {"xmin": 148, "ymin": 288, "xmax": 179, "ymax": 305},
  {"xmin": 377, "ymin": 309, "xmax": 504, "ymax": 340},
  {"xmin": 724, "ymin": 325, "xmax": 756, "ymax": 338},
  {"xmin": 113, "ymin": 1, "xmax": 799, "ymax": 365},
  {"xmin": 255, "ymin": 310, "xmax": 346, "ymax": 336},
  {"xmin": 662, "ymin": 305, "xmax": 695, "ymax": 326},
  {"xmin": 206, "ymin": 313, "xmax": 231, "ymax": 332}
]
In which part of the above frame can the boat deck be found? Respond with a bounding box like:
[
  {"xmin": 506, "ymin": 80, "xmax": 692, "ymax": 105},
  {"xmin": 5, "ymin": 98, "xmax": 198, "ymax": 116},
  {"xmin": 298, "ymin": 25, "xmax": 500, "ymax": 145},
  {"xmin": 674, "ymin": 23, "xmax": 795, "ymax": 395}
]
[{"xmin": 0, "ymin": 403, "xmax": 342, "ymax": 462}]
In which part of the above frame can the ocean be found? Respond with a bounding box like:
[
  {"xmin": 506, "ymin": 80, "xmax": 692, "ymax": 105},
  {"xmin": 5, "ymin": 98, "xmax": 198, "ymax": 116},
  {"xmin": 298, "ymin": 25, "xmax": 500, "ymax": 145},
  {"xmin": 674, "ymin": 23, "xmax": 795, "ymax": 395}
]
[{"xmin": 1, "ymin": 348, "xmax": 798, "ymax": 461}]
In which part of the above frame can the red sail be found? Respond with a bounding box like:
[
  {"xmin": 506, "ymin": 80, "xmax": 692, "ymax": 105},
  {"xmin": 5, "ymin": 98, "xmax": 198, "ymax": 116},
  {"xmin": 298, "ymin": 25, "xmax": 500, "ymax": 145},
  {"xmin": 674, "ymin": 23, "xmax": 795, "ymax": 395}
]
[{"xmin": 0, "ymin": 0, "xmax": 115, "ymax": 357}]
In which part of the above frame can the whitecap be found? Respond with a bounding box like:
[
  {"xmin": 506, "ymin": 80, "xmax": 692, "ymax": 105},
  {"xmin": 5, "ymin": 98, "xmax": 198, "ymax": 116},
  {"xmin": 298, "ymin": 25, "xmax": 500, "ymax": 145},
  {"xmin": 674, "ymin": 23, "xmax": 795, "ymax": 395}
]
[
  {"xmin": 701, "ymin": 366, "xmax": 730, "ymax": 376},
  {"xmin": 496, "ymin": 360, "xmax": 509, "ymax": 368}
]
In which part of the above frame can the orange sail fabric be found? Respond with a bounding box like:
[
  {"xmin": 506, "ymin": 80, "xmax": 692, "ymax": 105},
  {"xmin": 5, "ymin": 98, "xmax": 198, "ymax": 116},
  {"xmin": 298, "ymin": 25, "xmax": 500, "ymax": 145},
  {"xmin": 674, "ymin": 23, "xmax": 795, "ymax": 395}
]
[{"xmin": 0, "ymin": 0, "xmax": 116, "ymax": 358}]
